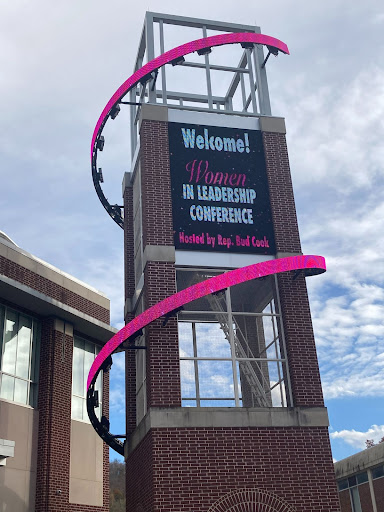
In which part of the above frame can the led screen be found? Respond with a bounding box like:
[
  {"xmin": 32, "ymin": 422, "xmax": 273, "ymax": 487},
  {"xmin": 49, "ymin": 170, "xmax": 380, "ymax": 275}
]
[{"xmin": 169, "ymin": 122, "xmax": 276, "ymax": 255}]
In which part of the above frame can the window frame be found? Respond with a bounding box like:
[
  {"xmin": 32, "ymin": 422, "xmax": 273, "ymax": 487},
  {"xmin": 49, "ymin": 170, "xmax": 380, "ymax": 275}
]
[
  {"xmin": 177, "ymin": 270, "xmax": 292, "ymax": 408},
  {"xmin": 0, "ymin": 304, "xmax": 40, "ymax": 408},
  {"xmin": 71, "ymin": 336, "xmax": 103, "ymax": 422}
]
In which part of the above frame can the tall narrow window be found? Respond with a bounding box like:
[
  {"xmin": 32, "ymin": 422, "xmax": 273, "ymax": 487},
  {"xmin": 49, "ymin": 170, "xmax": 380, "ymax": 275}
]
[
  {"xmin": 72, "ymin": 337, "xmax": 102, "ymax": 421},
  {"xmin": 177, "ymin": 270, "xmax": 291, "ymax": 408},
  {"xmin": 0, "ymin": 305, "xmax": 40, "ymax": 407}
]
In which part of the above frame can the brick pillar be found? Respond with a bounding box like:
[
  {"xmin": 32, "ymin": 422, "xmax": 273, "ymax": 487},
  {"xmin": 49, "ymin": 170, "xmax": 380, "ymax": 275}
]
[
  {"xmin": 140, "ymin": 119, "xmax": 180, "ymax": 408},
  {"xmin": 123, "ymin": 177, "xmax": 137, "ymax": 435},
  {"xmin": 263, "ymin": 128, "xmax": 324, "ymax": 407},
  {"xmin": 35, "ymin": 318, "xmax": 73, "ymax": 512},
  {"xmin": 35, "ymin": 319, "xmax": 110, "ymax": 512}
]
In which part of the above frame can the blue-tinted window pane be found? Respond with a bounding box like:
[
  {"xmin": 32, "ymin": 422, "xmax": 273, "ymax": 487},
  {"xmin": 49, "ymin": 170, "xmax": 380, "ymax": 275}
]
[
  {"xmin": 178, "ymin": 323, "xmax": 194, "ymax": 357},
  {"xmin": 198, "ymin": 360, "xmax": 234, "ymax": 399},
  {"xmin": 372, "ymin": 465, "xmax": 384, "ymax": 479},
  {"xmin": 180, "ymin": 360, "xmax": 195, "ymax": 398},
  {"xmin": 196, "ymin": 322, "xmax": 231, "ymax": 358},
  {"xmin": 200, "ymin": 399, "xmax": 235, "ymax": 407}
]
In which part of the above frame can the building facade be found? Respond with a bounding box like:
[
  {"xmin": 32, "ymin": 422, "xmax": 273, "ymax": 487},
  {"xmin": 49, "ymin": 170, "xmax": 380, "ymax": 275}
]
[
  {"xmin": 335, "ymin": 443, "xmax": 384, "ymax": 512},
  {"xmin": 0, "ymin": 231, "xmax": 114, "ymax": 512},
  {"xmin": 113, "ymin": 12, "xmax": 342, "ymax": 512}
]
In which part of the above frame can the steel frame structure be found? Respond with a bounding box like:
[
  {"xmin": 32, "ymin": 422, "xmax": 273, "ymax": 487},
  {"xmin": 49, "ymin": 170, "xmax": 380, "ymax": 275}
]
[
  {"xmin": 90, "ymin": 12, "xmax": 289, "ymax": 229},
  {"xmin": 129, "ymin": 12, "xmax": 275, "ymax": 157}
]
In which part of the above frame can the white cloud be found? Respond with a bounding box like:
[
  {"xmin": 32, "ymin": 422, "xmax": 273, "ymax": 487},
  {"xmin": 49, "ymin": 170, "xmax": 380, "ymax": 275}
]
[{"xmin": 330, "ymin": 425, "xmax": 384, "ymax": 449}]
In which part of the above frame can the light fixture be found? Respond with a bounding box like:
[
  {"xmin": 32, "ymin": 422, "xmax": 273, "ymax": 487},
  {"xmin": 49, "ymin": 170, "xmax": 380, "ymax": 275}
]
[
  {"xmin": 241, "ymin": 42, "xmax": 254, "ymax": 49},
  {"xmin": 97, "ymin": 168, "xmax": 104, "ymax": 183},
  {"xmin": 110, "ymin": 104, "xmax": 120, "ymax": 119},
  {"xmin": 170, "ymin": 56, "xmax": 185, "ymax": 66},
  {"xmin": 197, "ymin": 47, "xmax": 212, "ymax": 56},
  {"xmin": 96, "ymin": 135, "xmax": 105, "ymax": 151},
  {"xmin": 139, "ymin": 70, "xmax": 158, "ymax": 86}
]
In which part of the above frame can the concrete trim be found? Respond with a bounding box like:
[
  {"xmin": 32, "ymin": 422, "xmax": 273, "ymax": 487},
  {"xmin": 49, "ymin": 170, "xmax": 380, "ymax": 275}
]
[
  {"xmin": 122, "ymin": 171, "xmax": 133, "ymax": 193},
  {"xmin": 0, "ymin": 238, "xmax": 109, "ymax": 308},
  {"xmin": 168, "ymin": 108, "xmax": 261, "ymax": 130},
  {"xmin": 334, "ymin": 442, "xmax": 384, "ymax": 479},
  {"xmin": 259, "ymin": 116, "xmax": 286, "ymax": 134},
  {"xmin": 0, "ymin": 438, "xmax": 15, "ymax": 466},
  {"xmin": 0, "ymin": 274, "xmax": 117, "ymax": 343},
  {"xmin": 143, "ymin": 245, "xmax": 175, "ymax": 266},
  {"xmin": 126, "ymin": 406, "xmax": 329, "ymax": 456},
  {"xmin": 139, "ymin": 104, "xmax": 168, "ymax": 130},
  {"xmin": 276, "ymin": 252, "xmax": 303, "ymax": 259}
]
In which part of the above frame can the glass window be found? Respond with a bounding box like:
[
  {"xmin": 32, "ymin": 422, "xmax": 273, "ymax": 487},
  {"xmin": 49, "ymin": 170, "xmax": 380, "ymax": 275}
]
[
  {"xmin": 356, "ymin": 472, "xmax": 368, "ymax": 484},
  {"xmin": 177, "ymin": 272, "xmax": 291, "ymax": 408},
  {"xmin": 337, "ymin": 479, "xmax": 348, "ymax": 491},
  {"xmin": 372, "ymin": 464, "xmax": 384, "ymax": 480},
  {"xmin": 350, "ymin": 486, "xmax": 362, "ymax": 512},
  {"xmin": 71, "ymin": 337, "xmax": 102, "ymax": 421},
  {"xmin": 0, "ymin": 305, "xmax": 40, "ymax": 407}
]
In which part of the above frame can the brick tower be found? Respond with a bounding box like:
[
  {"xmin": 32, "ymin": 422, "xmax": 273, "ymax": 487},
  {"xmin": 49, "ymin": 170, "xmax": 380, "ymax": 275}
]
[{"xmin": 118, "ymin": 12, "xmax": 341, "ymax": 512}]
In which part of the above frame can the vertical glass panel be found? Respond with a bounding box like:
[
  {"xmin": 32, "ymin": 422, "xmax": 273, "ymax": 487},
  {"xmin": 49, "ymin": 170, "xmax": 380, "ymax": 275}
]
[
  {"xmin": 72, "ymin": 338, "xmax": 84, "ymax": 396},
  {"xmin": 14, "ymin": 378, "xmax": 28, "ymax": 405},
  {"xmin": 268, "ymin": 361, "xmax": 287, "ymax": 407},
  {"xmin": 30, "ymin": 320, "xmax": 41, "ymax": 383},
  {"xmin": 71, "ymin": 396, "xmax": 83, "ymax": 420},
  {"xmin": 83, "ymin": 341, "xmax": 95, "ymax": 396},
  {"xmin": 178, "ymin": 322, "xmax": 194, "ymax": 357},
  {"xmin": 196, "ymin": 322, "xmax": 231, "ymax": 358},
  {"xmin": 238, "ymin": 359, "xmax": 271, "ymax": 408},
  {"xmin": 137, "ymin": 387, "xmax": 146, "ymax": 423},
  {"xmin": 230, "ymin": 276, "xmax": 273, "ymax": 313},
  {"xmin": 15, "ymin": 315, "xmax": 32, "ymax": 379},
  {"xmin": 136, "ymin": 347, "xmax": 146, "ymax": 389},
  {"xmin": 350, "ymin": 486, "xmax": 362, "ymax": 512},
  {"xmin": 0, "ymin": 305, "xmax": 4, "ymax": 367},
  {"xmin": 198, "ymin": 361, "xmax": 234, "ymax": 399},
  {"xmin": 2, "ymin": 310, "xmax": 18, "ymax": 374},
  {"xmin": 0, "ymin": 374, "xmax": 14, "ymax": 401},
  {"xmin": 180, "ymin": 360, "xmax": 195, "ymax": 398},
  {"xmin": 232, "ymin": 316, "xmax": 260, "ymax": 359}
]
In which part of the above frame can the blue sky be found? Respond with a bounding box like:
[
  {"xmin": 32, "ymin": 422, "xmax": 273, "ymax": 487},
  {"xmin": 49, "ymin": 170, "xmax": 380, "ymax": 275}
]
[{"xmin": 1, "ymin": 0, "xmax": 383, "ymax": 463}]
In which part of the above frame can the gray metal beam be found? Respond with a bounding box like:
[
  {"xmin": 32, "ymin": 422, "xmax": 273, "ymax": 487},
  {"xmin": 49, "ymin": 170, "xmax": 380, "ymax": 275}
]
[{"xmin": 149, "ymin": 11, "xmax": 260, "ymax": 33}]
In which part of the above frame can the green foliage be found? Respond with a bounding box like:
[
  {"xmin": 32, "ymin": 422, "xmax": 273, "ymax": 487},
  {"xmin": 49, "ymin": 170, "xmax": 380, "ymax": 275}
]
[{"xmin": 110, "ymin": 460, "xmax": 125, "ymax": 512}]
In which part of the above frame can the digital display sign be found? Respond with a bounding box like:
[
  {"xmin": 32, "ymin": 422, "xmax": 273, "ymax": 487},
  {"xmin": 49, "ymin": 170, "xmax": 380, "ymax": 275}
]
[{"xmin": 169, "ymin": 122, "xmax": 276, "ymax": 255}]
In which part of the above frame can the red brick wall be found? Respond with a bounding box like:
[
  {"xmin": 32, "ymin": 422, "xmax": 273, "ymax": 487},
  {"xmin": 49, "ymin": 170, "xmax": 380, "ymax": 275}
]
[
  {"xmin": 0, "ymin": 255, "xmax": 109, "ymax": 323},
  {"xmin": 277, "ymin": 272, "xmax": 324, "ymax": 407},
  {"xmin": 373, "ymin": 477, "xmax": 384, "ymax": 510},
  {"xmin": 123, "ymin": 118, "xmax": 339, "ymax": 512},
  {"xmin": 338, "ymin": 489, "xmax": 352, "ymax": 512},
  {"xmin": 144, "ymin": 262, "xmax": 180, "ymax": 408},
  {"xmin": 358, "ymin": 482, "xmax": 373, "ymax": 512},
  {"xmin": 140, "ymin": 120, "xmax": 173, "ymax": 248},
  {"xmin": 263, "ymin": 130, "xmax": 324, "ymax": 407},
  {"xmin": 35, "ymin": 319, "xmax": 109, "ymax": 512},
  {"xmin": 126, "ymin": 426, "xmax": 340, "ymax": 512},
  {"xmin": 263, "ymin": 132, "xmax": 301, "ymax": 253}
]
